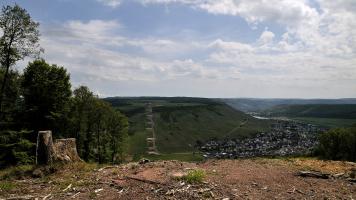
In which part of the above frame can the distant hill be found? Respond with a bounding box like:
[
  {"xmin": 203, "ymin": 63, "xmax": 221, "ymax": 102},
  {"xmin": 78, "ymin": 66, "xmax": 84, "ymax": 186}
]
[
  {"xmin": 263, "ymin": 104, "xmax": 356, "ymax": 119},
  {"xmin": 259, "ymin": 104, "xmax": 356, "ymax": 128},
  {"xmin": 104, "ymin": 97, "xmax": 271, "ymax": 157},
  {"xmin": 220, "ymin": 98, "xmax": 356, "ymax": 112}
]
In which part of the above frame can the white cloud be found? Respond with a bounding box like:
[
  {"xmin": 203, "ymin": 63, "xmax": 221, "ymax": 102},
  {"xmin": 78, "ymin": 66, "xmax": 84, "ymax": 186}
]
[
  {"xmin": 258, "ymin": 29, "xmax": 275, "ymax": 45},
  {"xmin": 66, "ymin": 20, "xmax": 121, "ymax": 35},
  {"xmin": 209, "ymin": 39, "xmax": 253, "ymax": 53},
  {"xmin": 134, "ymin": 0, "xmax": 319, "ymax": 26},
  {"xmin": 93, "ymin": 0, "xmax": 356, "ymax": 56},
  {"xmin": 96, "ymin": 0, "xmax": 122, "ymax": 8},
  {"xmin": 127, "ymin": 0, "xmax": 355, "ymax": 56},
  {"xmin": 39, "ymin": 20, "xmax": 233, "ymax": 85}
]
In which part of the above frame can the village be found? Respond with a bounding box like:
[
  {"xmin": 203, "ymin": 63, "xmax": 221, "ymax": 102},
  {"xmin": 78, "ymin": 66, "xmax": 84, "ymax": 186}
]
[{"xmin": 199, "ymin": 120, "xmax": 326, "ymax": 159}]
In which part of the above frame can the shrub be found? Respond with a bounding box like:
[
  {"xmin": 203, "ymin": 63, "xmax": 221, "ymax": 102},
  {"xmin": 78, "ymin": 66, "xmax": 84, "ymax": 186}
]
[
  {"xmin": 0, "ymin": 130, "xmax": 35, "ymax": 167},
  {"xmin": 181, "ymin": 169, "xmax": 206, "ymax": 184},
  {"xmin": 0, "ymin": 181, "xmax": 16, "ymax": 192}
]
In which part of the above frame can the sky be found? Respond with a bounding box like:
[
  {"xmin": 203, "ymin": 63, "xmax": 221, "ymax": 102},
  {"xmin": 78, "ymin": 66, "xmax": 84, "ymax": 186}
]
[{"xmin": 1, "ymin": 0, "xmax": 356, "ymax": 98}]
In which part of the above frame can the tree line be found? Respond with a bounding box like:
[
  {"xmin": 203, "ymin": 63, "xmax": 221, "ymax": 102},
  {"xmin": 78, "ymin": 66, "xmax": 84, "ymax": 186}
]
[{"xmin": 0, "ymin": 4, "xmax": 128, "ymax": 167}]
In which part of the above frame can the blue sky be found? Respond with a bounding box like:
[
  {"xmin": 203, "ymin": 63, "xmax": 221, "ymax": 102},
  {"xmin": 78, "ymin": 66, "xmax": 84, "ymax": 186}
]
[{"xmin": 1, "ymin": 0, "xmax": 356, "ymax": 98}]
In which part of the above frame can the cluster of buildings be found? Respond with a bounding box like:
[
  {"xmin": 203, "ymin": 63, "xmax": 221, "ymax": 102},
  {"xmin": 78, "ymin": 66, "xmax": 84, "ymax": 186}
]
[{"xmin": 200, "ymin": 120, "xmax": 326, "ymax": 159}]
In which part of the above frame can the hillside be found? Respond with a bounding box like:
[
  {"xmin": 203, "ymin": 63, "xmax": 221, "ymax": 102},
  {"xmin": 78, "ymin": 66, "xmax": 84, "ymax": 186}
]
[
  {"xmin": 220, "ymin": 98, "xmax": 356, "ymax": 112},
  {"xmin": 263, "ymin": 104, "xmax": 356, "ymax": 119},
  {"xmin": 261, "ymin": 104, "xmax": 356, "ymax": 128},
  {"xmin": 104, "ymin": 97, "xmax": 271, "ymax": 157}
]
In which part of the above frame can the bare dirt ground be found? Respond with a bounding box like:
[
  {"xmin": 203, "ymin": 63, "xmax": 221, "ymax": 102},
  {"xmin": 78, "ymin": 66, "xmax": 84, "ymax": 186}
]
[{"xmin": 1, "ymin": 158, "xmax": 356, "ymax": 200}]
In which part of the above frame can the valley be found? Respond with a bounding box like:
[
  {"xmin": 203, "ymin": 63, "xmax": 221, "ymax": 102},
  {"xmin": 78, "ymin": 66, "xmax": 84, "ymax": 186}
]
[
  {"xmin": 104, "ymin": 97, "xmax": 272, "ymax": 159},
  {"xmin": 104, "ymin": 97, "xmax": 356, "ymax": 159}
]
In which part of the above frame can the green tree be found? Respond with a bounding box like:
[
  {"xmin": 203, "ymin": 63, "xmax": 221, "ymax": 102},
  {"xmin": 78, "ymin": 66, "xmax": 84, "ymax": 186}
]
[
  {"xmin": 318, "ymin": 125, "xmax": 356, "ymax": 161},
  {"xmin": 109, "ymin": 111, "xmax": 128, "ymax": 163},
  {"xmin": 71, "ymin": 86, "xmax": 95, "ymax": 158},
  {"xmin": 0, "ymin": 4, "xmax": 41, "ymax": 117},
  {"xmin": 22, "ymin": 59, "xmax": 71, "ymax": 135},
  {"xmin": 70, "ymin": 86, "xmax": 128, "ymax": 163},
  {"xmin": 0, "ymin": 69, "xmax": 22, "ymax": 126},
  {"xmin": 91, "ymin": 100, "xmax": 111, "ymax": 164}
]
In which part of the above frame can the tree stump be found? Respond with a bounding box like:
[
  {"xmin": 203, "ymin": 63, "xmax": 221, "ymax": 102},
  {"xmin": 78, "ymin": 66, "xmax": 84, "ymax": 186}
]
[
  {"xmin": 54, "ymin": 138, "xmax": 82, "ymax": 162},
  {"xmin": 36, "ymin": 131, "xmax": 82, "ymax": 165},
  {"xmin": 36, "ymin": 130, "xmax": 55, "ymax": 165}
]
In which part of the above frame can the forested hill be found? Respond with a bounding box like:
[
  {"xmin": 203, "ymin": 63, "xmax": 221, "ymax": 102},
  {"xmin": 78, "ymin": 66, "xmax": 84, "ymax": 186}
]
[
  {"xmin": 263, "ymin": 104, "xmax": 356, "ymax": 119},
  {"xmin": 220, "ymin": 98, "xmax": 356, "ymax": 112},
  {"xmin": 104, "ymin": 97, "xmax": 271, "ymax": 157}
]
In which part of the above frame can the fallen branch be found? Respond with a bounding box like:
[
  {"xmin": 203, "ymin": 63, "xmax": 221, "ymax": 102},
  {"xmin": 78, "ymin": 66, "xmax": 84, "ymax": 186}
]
[
  {"xmin": 43, "ymin": 193, "xmax": 52, "ymax": 200},
  {"xmin": 5, "ymin": 195, "xmax": 35, "ymax": 200},
  {"xmin": 125, "ymin": 176, "xmax": 164, "ymax": 185},
  {"xmin": 97, "ymin": 166, "xmax": 118, "ymax": 172},
  {"xmin": 94, "ymin": 188, "xmax": 103, "ymax": 193},
  {"xmin": 347, "ymin": 178, "xmax": 356, "ymax": 183},
  {"xmin": 71, "ymin": 192, "xmax": 81, "ymax": 198},
  {"xmin": 295, "ymin": 189, "xmax": 305, "ymax": 195},
  {"xmin": 62, "ymin": 183, "xmax": 72, "ymax": 192},
  {"xmin": 296, "ymin": 171, "xmax": 329, "ymax": 179}
]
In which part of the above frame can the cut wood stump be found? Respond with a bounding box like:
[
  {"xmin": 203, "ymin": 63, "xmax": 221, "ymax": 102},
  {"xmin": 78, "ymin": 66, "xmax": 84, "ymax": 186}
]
[
  {"xmin": 36, "ymin": 131, "xmax": 55, "ymax": 165},
  {"xmin": 54, "ymin": 138, "xmax": 82, "ymax": 162},
  {"xmin": 36, "ymin": 130, "xmax": 82, "ymax": 165}
]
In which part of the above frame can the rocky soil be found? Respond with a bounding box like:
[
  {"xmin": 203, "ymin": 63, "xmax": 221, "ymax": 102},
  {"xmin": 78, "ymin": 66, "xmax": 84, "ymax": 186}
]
[{"xmin": 1, "ymin": 158, "xmax": 356, "ymax": 200}]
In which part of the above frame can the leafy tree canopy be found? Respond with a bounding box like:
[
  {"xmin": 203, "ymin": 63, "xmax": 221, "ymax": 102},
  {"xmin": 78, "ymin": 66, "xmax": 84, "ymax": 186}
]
[{"xmin": 22, "ymin": 59, "xmax": 71, "ymax": 132}]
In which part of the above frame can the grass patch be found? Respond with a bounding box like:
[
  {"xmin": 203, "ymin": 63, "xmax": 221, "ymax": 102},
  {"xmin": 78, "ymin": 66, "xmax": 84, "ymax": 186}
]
[
  {"xmin": 0, "ymin": 165, "xmax": 33, "ymax": 180},
  {"xmin": 0, "ymin": 181, "xmax": 16, "ymax": 192},
  {"xmin": 181, "ymin": 169, "xmax": 206, "ymax": 184},
  {"xmin": 65, "ymin": 162, "xmax": 99, "ymax": 172}
]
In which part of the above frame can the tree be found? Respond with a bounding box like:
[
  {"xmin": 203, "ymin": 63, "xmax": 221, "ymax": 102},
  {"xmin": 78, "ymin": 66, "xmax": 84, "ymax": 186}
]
[
  {"xmin": 0, "ymin": 4, "xmax": 41, "ymax": 117},
  {"xmin": 70, "ymin": 86, "xmax": 128, "ymax": 163},
  {"xmin": 109, "ymin": 111, "xmax": 128, "ymax": 163},
  {"xmin": 22, "ymin": 59, "xmax": 71, "ymax": 135},
  {"xmin": 318, "ymin": 125, "xmax": 356, "ymax": 161},
  {"xmin": 0, "ymin": 68, "xmax": 22, "ymax": 126},
  {"xmin": 71, "ymin": 86, "xmax": 95, "ymax": 158}
]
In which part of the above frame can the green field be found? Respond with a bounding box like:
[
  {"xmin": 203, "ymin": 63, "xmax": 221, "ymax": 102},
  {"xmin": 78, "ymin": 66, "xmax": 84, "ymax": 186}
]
[{"xmin": 104, "ymin": 97, "xmax": 272, "ymax": 158}]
